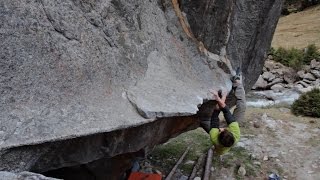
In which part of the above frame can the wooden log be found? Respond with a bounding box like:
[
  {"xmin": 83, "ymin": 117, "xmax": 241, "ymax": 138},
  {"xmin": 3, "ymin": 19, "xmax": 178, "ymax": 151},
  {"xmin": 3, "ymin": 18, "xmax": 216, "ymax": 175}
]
[
  {"xmin": 203, "ymin": 147, "xmax": 214, "ymax": 180},
  {"xmin": 165, "ymin": 146, "xmax": 190, "ymax": 180},
  {"xmin": 189, "ymin": 154, "xmax": 205, "ymax": 180}
]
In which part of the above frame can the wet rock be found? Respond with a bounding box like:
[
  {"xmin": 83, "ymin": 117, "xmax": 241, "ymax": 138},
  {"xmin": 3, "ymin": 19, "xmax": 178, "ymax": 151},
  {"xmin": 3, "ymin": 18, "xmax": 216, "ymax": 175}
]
[
  {"xmin": 293, "ymin": 84, "xmax": 304, "ymax": 91},
  {"xmin": 194, "ymin": 177, "xmax": 201, "ymax": 180},
  {"xmin": 298, "ymin": 86, "xmax": 313, "ymax": 94},
  {"xmin": 271, "ymin": 84, "xmax": 285, "ymax": 92}
]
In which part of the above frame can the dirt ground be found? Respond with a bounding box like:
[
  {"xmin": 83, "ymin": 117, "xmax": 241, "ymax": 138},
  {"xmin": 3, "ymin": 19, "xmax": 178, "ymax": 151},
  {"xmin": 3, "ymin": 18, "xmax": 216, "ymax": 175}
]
[
  {"xmin": 139, "ymin": 107, "xmax": 320, "ymax": 180},
  {"xmin": 272, "ymin": 5, "xmax": 320, "ymax": 49},
  {"xmin": 237, "ymin": 107, "xmax": 320, "ymax": 180}
]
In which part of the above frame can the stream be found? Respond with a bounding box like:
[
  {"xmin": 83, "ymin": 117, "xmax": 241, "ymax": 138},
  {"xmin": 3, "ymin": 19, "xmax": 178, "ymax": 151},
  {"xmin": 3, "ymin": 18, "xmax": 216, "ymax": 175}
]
[{"xmin": 246, "ymin": 89, "xmax": 301, "ymax": 107}]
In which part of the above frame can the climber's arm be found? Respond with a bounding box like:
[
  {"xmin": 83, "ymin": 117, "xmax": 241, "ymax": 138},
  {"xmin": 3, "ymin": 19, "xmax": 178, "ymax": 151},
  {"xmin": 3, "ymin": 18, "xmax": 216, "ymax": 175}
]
[
  {"xmin": 221, "ymin": 106, "xmax": 236, "ymax": 125},
  {"xmin": 210, "ymin": 109, "xmax": 220, "ymax": 129}
]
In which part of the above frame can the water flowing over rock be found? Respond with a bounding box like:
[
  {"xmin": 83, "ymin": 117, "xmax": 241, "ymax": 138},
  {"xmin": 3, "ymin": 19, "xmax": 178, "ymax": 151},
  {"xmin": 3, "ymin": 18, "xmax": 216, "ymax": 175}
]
[{"xmin": 0, "ymin": 0, "xmax": 283, "ymax": 178}]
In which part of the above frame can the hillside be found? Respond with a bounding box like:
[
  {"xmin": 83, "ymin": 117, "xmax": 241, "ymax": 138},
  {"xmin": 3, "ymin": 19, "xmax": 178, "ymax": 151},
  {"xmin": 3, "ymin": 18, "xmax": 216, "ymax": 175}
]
[{"xmin": 272, "ymin": 5, "xmax": 320, "ymax": 49}]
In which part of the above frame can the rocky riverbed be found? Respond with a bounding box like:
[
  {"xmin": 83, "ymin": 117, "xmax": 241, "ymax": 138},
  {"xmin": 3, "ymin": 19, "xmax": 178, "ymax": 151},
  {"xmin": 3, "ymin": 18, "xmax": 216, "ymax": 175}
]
[{"xmin": 248, "ymin": 59, "xmax": 320, "ymax": 107}]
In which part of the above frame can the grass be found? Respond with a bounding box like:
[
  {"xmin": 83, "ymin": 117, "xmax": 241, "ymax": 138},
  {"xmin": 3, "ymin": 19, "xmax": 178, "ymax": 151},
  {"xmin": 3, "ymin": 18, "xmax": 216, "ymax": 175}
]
[
  {"xmin": 272, "ymin": 5, "xmax": 320, "ymax": 49},
  {"xmin": 148, "ymin": 128, "xmax": 212, "ymax": 175}
]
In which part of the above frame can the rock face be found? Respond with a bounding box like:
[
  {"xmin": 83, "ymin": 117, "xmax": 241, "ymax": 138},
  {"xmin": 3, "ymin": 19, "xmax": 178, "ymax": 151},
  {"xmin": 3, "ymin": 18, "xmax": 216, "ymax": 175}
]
[
  {"xmin": 183, "ymin": 0, "xmax": 282, "ymax": 89},
  {"xmin": 0, "ymin": 0, "xmax": 282, "ymax": 178}
]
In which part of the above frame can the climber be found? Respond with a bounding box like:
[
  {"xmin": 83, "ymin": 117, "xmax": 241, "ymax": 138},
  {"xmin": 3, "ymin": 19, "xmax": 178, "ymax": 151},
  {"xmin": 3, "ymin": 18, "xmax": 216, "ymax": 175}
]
[{"xmin": 209, "ymin": 73, "xmax": 246, "ymax": 155}]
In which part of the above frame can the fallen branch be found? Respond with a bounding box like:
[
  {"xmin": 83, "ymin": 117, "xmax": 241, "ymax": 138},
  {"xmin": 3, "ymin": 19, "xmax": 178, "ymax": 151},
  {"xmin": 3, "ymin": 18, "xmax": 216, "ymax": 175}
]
[
  {"xmin": 189, "ymin": 154, "xmax": 205, "ymax": 180},
  {"xmin": 165, "ymin": 146, "xmax": 191, "ymax": 180},
  {"xmin": 203, "ymin": 147, "xmax": 214, "ymax": 180}
]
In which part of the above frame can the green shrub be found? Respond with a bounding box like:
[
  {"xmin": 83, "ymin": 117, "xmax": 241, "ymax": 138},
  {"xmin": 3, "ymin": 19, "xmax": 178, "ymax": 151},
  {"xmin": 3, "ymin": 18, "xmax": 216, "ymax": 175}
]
[
  {"xmin": 291, "ymin": 88, "xmax": 320, "ymax": 117},
  {"xmin": 270, "ymin": 44, "xmax": 320, "ymax": 70},
  {"xmin": 303, "ymin": 44, "xmax": 320, "ymax": 64}
]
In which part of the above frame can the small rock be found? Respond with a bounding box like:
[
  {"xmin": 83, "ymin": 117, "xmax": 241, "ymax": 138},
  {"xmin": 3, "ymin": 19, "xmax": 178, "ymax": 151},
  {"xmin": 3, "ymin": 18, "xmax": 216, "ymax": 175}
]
[
  {"xmin": 263, "ymin": 156, "xmax": 269, "ymax": 161},
  {"xmin": 269, "ymin": 153, "xmax": 279, "ymax": 158},
  {"xmin": 184, "ymin": 160, "xmax": 195, "ymax": 165},
  {"xmin": 179, "ymin": 175, "xmax": 188, "ymax": 180},
  {"xmin": 250, "ymin": 154, "xmax": 258, "ymax": 159},
  {"xmin": 144, "ymin": 168, "xmax": 153, "ymax": 173},
  {"xmin": 194, "ymin": 177, "xmax": 201, "ymax": 180},
  {"xmin": 237, "ymin": 142, "xmax": 245, "ymax": 148},
  {"xmin": 253, "ymin": 161, "xmax": 261, "ymax": 166},
  {"xmin": 309, "ymin": 120, "xmax": 315, "ymax": 124},
  {"xmin": 210, "ymin": 167, "xmax": 214, "ymax": 172},
  {"xmin": 310, "ymin": 59, "xmax": 320, "ymax": 70},
  {"xmin": 297, "ymin": 70, "xmax": 305, "ymax": 79},
  {"xmin": 276, "ymin": 159, "xmax": 280, "ymax": 162},
  {"xmin": 237, "ymin": 166, "xmax": 246, "ymax": 176},
  {"xmin": 308, "ymin": 170, "xmax": 314, "ymax": 174},
  {"xmin": 253, "ymin": 121, "xmax": 261, "ymax": 128},
  {"xmin": 312, "ymin": 163, "xmax": 318, "ymax": 169},
  {"xmin": 279, "ymin": 108, "xmax": 290, "ymax": 113}
]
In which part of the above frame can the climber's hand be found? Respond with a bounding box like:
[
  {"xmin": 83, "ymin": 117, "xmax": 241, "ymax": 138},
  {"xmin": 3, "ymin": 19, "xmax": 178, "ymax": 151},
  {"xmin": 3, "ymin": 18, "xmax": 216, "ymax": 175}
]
[{"xmin": 210, "ymin": 90, "xmax": 226, "ymax": 108}]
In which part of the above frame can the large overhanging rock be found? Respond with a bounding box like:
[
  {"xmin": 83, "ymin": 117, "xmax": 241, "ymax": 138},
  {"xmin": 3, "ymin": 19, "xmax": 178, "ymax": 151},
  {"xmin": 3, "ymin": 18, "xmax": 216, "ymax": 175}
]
[{"xmin": 0, "ymin": 0, "xmax": 282, "ymax": 178}]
